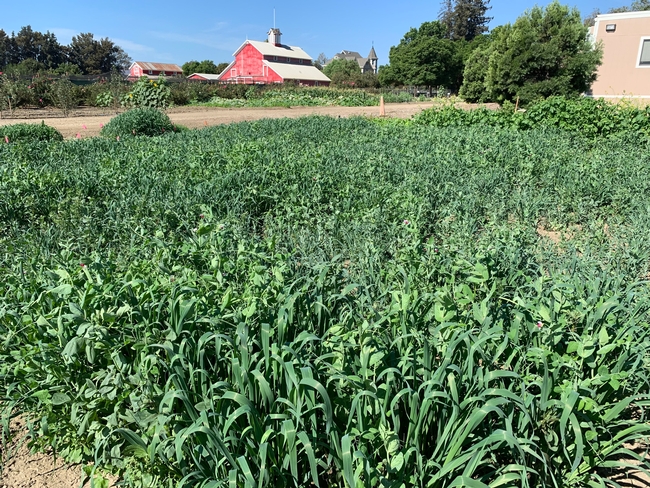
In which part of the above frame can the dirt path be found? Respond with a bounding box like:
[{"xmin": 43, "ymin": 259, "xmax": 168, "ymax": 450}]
[{"xmin": 0, "ymin": 101, "xmax": 488, "ymax": 139}]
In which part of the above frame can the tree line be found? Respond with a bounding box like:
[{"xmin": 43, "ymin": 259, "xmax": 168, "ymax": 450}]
[
  {"xmin": 0, "ymin": 26, "xmax": 131, "ymax": 75},
  {"xmin": 324, "ymin": 0, "xmax": 645, "ymax": 105}
]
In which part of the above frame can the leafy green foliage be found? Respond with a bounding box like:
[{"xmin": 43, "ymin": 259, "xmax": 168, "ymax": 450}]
[
  {"xmin": 0, "ymin": 121, "xmax": 63, "ymax": 143},
  {"xmin": 2, "ymin": 117, "xmax": 650, "ymax": 487},
  {"xmin": 323, "ymin": 58, "xmax": 362, "ymax": 85},
  {"xmin": 201, "ymin": 86, "xmax": 413, "ymax": 107},
  {"xmin": 382, "ymin": 21, "xmax": 464, "ymax": 90},
  {"xmin": 415, "ymin": 96, "xmax": 650, "ymax": 139},
  {"xmin": 460, "ymin": 1, "xmax": 602, "ymax": 104},
  {"xmin": 181, "ymin": 60, "xmax": 225, "ymax": 76},
  {"xmin": 50, "ymin": 78, "xmax": 79, "ymax": 116},
  {"xmin": 100, "ymin": 107, "xmax": 176, "ymax": 138},
  {"xmin": 122, "ymin": 76, "xmax": 171, "ymax": 110}
]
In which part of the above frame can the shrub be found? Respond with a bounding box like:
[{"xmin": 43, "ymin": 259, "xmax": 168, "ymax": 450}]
[
  {"xmin": 415, "ymin": 96, "xmax": 650, "ymax": 138},
  {"xmin": 100, "ymin": 107, "xmax": 177, "ymax": 138},
  {"xmin": 122, "ymin": 76, "xmax": 171, "ymax": 109},
  {"xmin": 50, "ymin": 78, "xmax": 79, "ymax": 116},
  {"xmin": 0, "ymin": 122, "xmax": 63, "ymax": 143}
]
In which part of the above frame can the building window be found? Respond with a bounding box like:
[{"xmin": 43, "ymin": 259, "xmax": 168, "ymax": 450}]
[
  {"xmin": 148, "ymin": 70, "xmax": 153, "ymax": 74},
  {"xmin": 273, "ymin": 56, "xmax": 277, "ymax": 61},
  {"xmin": 640, "ymin": 39, "xmax": 650, "ymax": 67},
  {"xmin": 299, "ymin": 59, "xmax": 303, "ymax": 64},
  {"xmin": 605, "ymin": 24, "xmax": 616, "ymax": 32}
]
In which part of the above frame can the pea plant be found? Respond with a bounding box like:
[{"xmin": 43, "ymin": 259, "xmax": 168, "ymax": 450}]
[{"xmin": 1, "ymin": 116, "xmax": 650, "ymax": 487}]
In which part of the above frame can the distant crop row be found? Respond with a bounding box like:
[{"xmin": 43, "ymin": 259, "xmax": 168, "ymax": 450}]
[{"xmin": 1, "ymin": 117, "xmax": 650, "ymax": 487}]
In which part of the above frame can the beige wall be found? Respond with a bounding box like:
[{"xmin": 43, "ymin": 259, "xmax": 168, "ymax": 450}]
[{"xmin": 590, "ymin": 12, "xmax": 650, "ymax": 100}]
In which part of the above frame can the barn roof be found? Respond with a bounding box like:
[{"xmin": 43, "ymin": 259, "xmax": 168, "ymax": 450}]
[
  {"xmin": 188, "ymin": 73, "xmax": 222, "ymax": 80},
  {"xmin": 131, "ymin": 61, "xmax": 183, "ymax": 72},
  {"xmin": 264, "ymin": 61, "xmax": 331, "ymax": 82},
  {"xmin": 236, "ymin": 40, "xmax": 313, "ymax": 60}
]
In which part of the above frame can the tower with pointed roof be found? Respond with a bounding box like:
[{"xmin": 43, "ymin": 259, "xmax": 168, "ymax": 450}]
[{"xmin": 367, "ymin": 46, "xmax": 378, "ymax": 74}]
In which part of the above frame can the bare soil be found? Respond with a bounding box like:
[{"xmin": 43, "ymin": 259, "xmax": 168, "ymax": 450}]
[
  {"xmin": 0, "ymin": 417, "xmax": 116, "ymax": 488},
  {"xmin": 0, "ymin": 101, "xmax": 497, "ymax": 139}
]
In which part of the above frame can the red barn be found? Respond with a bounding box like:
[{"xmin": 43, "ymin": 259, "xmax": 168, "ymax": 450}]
[
  {"xmin": 218, "ymin": 28, "xmax": 330, "ymax": 86},
  {"xmin": 129, "ymin": 62, "xmax": 183, "ymax": 79}
]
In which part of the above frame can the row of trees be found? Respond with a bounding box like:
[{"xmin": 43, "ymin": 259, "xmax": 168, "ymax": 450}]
[
  {"xmin": 0, "ymin": 26, "xmax": 131, "ymax": 75},
  {"xmin": 181, "ymin": 60, "xmax": 229, "ymax": 76},
  {"xmin": 378, "ymin": 0, "xmax": 647, "ymax": 104}
]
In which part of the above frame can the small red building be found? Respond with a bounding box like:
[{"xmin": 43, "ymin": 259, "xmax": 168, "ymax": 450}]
[
  {"xmin": 218, "ymin": 29, "xmax": 330, "ymax": 86},
  {"xmin": 129, "ymin": 62, "xmax": 183, "ymax": 79}
]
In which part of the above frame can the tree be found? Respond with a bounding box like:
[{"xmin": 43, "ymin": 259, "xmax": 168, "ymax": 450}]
[
  {"xmin": 0, "ymin": 30, "xmax": 13, "ymax": 69},
  {"xmin": 609, "ymin": 0, "xmax": 650, "ymax": 12},
  {"xmin": 382, "ymin": 21, "xmax": 464, "ymax": 91},
  {"xmin": 323, "ymin": 58, "xmax": 361, "ymax": 85},
  {"xmin": 439, "ymin": 0, "xmax": 492, "ymax": 41},
  {"xmin": 583, "ymin": 9, "xmax": 600, "ymax": 27},
  {"xmin": 313, "ymin": 53, "xmax": 329, "ymax": 70},
  {"xmin": 69, "ymin": 33, "xmax": 131, "ymax": 74},
  {"xmin": 182, "ymin": 60, "xmax": 223, "ymax": 76},
  {"xmin": 215, "ymin": 62, "xmax": 229, "ymax": 74},
  {"xmin": 459, "ymin": 2, "xmax": 602, "ymax": 104}
]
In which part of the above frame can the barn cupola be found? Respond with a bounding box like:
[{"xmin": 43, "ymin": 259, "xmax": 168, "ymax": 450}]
[{"xmin": 267, "ymin": 28, "xmax": 282, "ymax": 46}]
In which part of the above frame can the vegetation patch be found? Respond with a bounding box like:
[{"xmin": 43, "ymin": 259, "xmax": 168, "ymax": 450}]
[
  {"xmin": 0, "ymin": 121, "xmax": 63, "ymax": 143},
  {"xmin": 100, "ymin": 107, "xmax": 178, "ymax": 138},
  {"xmin": 2, "ymin": 116, "xmax": 650, "ymax": 487},
  {"xmin": 415, "ymin": 96, "xmax": 650, "ymax": 139}
]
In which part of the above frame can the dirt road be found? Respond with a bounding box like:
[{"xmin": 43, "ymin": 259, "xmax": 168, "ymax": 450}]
[{"xmin": 0, "ymin": 101, "xmax": 488, "ymax": 138}]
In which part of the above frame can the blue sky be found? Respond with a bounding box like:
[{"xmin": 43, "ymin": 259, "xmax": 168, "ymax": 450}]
[{"xmin": 2, "ymin": 0, "xmax": 631, "ymax": 68}]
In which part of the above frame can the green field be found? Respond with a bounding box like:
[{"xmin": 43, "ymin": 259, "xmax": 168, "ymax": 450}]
[{"xmin": 1, "ymin": 116, "xmax": 650, "ymax": 487}]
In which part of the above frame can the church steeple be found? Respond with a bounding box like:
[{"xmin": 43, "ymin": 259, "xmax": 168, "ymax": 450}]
[{"xmin": 367, "ymin": 45, "xmax": 378, "ymax": 74}]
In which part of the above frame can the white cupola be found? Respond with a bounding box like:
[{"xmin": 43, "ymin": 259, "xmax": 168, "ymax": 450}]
[{"xmin": 268, "ymin": 28, "xmax": 282, "ymax": 46}]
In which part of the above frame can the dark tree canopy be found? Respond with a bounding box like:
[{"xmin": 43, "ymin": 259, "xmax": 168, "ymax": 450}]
[
  {"xmin": 68, "ymin": 33, "xmax": 131, "ymax": 75},
  {"xmin": 323, "ymin": 59, "xmax": 360, "ymax": 81},
  {"xmin": 0, "ymin": 26, "xmax": 131, "ymax": 75},
  {"xmin": 381, "ymin": 21, "xmax": 464, "ymax": 90},
  {"xmin": 459, "ymin": 1, "xmax": 602, "ymax": 105},
  {"xmin": 439, "ymin": 0, "xmax": 492, "ymax": 41},
  {"xmin": 182, "ymin": 60, "xmax": 225, "ymax": 76}
]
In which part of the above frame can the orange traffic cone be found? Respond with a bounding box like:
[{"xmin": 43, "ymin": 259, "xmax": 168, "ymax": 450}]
[{"xmin": 379, "ymin": 95, "xmax": 386, "ymax": 117}]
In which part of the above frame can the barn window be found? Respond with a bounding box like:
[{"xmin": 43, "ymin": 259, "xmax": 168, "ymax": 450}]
[{"xmin": 639, "ymin": 38, "xmax": 650, "ymax": 67}]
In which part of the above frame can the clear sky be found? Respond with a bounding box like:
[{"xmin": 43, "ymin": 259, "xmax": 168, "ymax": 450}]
[{"xmin": 1, "ymin": 0, "xmax": 632, "ymax": 68}]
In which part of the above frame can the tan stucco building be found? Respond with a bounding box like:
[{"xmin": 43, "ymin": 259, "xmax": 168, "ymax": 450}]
[{"xmin": 589, "ymin": 11, "xmax": 650, "ymax": 102}]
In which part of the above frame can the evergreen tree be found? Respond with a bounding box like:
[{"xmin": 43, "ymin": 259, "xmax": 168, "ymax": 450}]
[
  {"xmin": 439, "ymin": 0, "xmax": 492, "ymax": 41},
  {"xmin": 459, "ymin": 1, "xmax": 601, "ymax": 105}
]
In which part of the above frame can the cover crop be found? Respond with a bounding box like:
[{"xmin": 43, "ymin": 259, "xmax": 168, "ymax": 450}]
[{"xmin": 1, "ymin": 117, "xmax": 650, "ymax": 487}]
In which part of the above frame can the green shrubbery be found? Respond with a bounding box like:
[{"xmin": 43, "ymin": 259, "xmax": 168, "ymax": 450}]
[
  {"xmin": 100, "ymin": 107, "xmax": 177, "ymax": 138},
  {"xmin": 0, "ymin": 121, "xmax": 63, "ymax": 142},
  {"xmin": 415, "ymin": 96, "xmax": 650, "ymax": 138},
  {"xmin": 121, "ymin": 76, "xmax": 171, "ymax": 109},
  {"xmin": 201, "ymin": 85, "xmax": 415, "ymax": 108}
]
